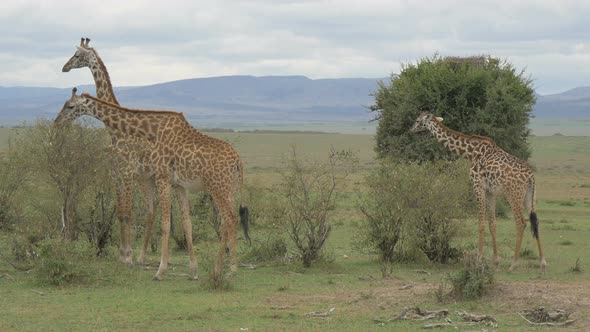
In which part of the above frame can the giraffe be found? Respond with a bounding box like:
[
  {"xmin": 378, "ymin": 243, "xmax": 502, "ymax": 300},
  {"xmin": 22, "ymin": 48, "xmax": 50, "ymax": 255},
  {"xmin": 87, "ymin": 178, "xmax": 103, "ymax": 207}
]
[
  {"xmin": 62, "ymin": 38, "xmax": 159, "ymax": 265},
  {"xmin": 55, "ymin": 88, "xmax": 248, "ymax": 281},
  {"xmin": 410, "ymin": 112, "xmax": 546, "ymax": 273}
]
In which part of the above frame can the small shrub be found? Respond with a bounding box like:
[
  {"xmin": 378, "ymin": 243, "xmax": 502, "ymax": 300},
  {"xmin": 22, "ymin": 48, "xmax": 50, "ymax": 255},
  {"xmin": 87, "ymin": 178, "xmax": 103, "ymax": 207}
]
[
  {"xmin": 559, "ymin": 219, "xmax": 569, "ymax": 224},
  {"xmin": 520, "ymin": 248, "xmax": 537, "ymax": 259},
  {"xmin": 569, "ymin": 258, "xmax": 582, "ymax": 273},
  {"xmin": 35, "ymin": 239, "xmax": 98, "ymax": 286},
  {"xmin": 278, "ymin": 147, "xmax": 356, "ymax": 268},
  {"xmin": 434, "ymin": 282, "xmax": 447, "ymax": 303},
  {"xmin": 242, "ymin": 235, "xmax": 288, "ymax": 263},
  {"xmin": 559, "ymin": 200, "xmax": 576, "ymax": 207},
  {"xmin": 494, "ymin": 197, "xmax": 510, "ymax": 219},
  {"xmin": 10, "ymin": 233, "xmax": 43, "ymax": 270},
  {"xmin": 448, "ymin": 252, "xmax": 494, "ymax": 300},
  {"xmin": 559, "ymin": 240, "xmax": 574, "ymax": 246}
]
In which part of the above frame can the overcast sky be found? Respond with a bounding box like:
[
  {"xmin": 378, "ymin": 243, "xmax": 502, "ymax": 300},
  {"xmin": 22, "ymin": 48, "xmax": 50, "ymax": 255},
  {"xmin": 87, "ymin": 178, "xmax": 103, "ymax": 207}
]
[{"xmin": 1, "ymin": 0, "xmax": 589, "ymax": 95}]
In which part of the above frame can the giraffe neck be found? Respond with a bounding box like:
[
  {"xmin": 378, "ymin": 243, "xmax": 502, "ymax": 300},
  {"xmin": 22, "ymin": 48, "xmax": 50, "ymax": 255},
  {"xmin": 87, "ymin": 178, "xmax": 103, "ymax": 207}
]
[
  {"xmin": 83, "ymin": 99, "xmax": 153, "ymax": 140},
  {"xmin": 87, "ymin": 49, "xmax": 119, "ymax": 105},
  {"xmin": 426, "ymin": 118, "xmax": 492, "ymax": 160}
]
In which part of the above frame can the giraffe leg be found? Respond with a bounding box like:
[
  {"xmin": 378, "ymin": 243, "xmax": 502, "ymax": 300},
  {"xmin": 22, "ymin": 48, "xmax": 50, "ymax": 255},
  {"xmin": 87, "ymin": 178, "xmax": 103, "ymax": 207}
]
[
  {"xmin": 115, "ymin": 181, "xmax": 133, "ymax": 265},
  {"xmin": 115, "ymin": 184, "xmax": 128, "ymax": 264},
  {"xmin": 138, "ymin": 178, "xmax": 156, "ymax": 265},
  {"xmin": 212, "ymin": 194, "xmax": 238, "ymax": 280},
  {"xmin": 508, "ymin": 202, "xmax": 526, "ymax": 272},
  {"xmin": 473, "ymin": 185, "xmax": 487, "ymax": 259},
  {"xmin": 486, "ymin": 191, "xmax": 500, "ymax": 266},
  {"xmin": 535, "ymin": 228, "xmax": 547, "ymax": 274},
  {"xmin": 154, "ymin": 176, "xmax": 172, "ymax": 281},
  {"xmin": 174, "ymin": 186, "xmax": 198, "ymax": 280},
  {"xmin": 122, "ymin": 178, "xmax": 134, "ymax": 265}
]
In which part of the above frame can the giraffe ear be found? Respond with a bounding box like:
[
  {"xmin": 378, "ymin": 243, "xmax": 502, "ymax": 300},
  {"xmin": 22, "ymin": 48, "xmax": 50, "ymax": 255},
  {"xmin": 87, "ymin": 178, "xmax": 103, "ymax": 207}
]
[{"xmin": 435, "ymin": 117, "xmax": 444, "ymax": 122}]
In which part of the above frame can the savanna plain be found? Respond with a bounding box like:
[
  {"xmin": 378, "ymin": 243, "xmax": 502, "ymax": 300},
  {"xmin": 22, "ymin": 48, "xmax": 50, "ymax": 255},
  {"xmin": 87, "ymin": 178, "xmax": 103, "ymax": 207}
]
[{"xmin": 0, "ymin": 128, "xmax": 589, "ymax": 331}]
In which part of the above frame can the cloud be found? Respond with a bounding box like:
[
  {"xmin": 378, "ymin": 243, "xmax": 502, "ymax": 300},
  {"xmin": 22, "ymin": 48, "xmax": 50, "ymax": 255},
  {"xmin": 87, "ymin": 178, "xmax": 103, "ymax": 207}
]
[{"xmin": 0, "ymin": 0, "xmax": 589, "ymax": 94}]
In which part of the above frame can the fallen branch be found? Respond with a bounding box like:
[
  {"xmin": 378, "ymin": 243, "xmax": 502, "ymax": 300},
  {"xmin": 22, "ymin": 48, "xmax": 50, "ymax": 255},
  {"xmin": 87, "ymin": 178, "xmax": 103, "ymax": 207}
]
[
  {"xmin": 519, "ymin": 313, "xmax": 575, "ymax": 327},
  {"xmin": 519, "ymin": 307, "xmax": 575, "ymax": 327},
  {"xmin": 392, "ymin": 307, "xmax": 448, "ymax": 321},
  {"xmin": 414, "ymin": 270, "xmax": 430, "ymax": 275},
  {"xmin": 167, "ymin": 273, "xmax": 190, "ymax": 277},
  {"xmin": 423, "ymin": 322, "xmax": 478, "ymax": 329},
  {"xmin": 239, "ymin": 263, "xmax": 257, "ymax": 270},
  {"xmin": 399, "ymin": 284, "xmax": 414, "ymax": 290},
  {"xmin": 455, "ymin": 310, "xmax": 496, "ymax": 323},
  {"xmin": 358, "ymin": 275, "xmax": 376, "ymax": 281},
  {"xmin": 0, "ymin": 274, "xmax": 14, "ymax": 280},
  {"xmin": 31, "ymin": 289, "xmax": 47, "ymax": 296},
  {"xmin": 305, "ymin": 307, "xmax": 335, "ymax": 318},
  {"xmin": 455, "ymin": 310, "xmax": 497, "ymax": 328}
]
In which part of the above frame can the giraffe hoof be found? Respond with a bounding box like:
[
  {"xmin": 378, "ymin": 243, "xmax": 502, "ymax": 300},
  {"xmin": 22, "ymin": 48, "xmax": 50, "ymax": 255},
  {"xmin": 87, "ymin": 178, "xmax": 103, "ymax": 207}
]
[
  {"xmin": 190, "ymin": 275, "xmax": 199, "ymax": 281},
  {"xmin": 152, "ymin": 274, "xmax": 163, "ymax": 281}
]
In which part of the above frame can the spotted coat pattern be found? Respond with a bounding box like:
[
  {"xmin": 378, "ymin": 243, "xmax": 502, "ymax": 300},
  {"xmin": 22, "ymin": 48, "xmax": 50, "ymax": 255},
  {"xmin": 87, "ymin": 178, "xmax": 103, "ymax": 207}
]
[
  {"xmin": 410, "ymin": 112, "xmax": 546, "ymax": 272},
  {"xmin": 62, "ymin": 38, "xmax": 160, "ymax": 266},
  {"xmin": 56, "ymin": 90, "xmax": 244, "ymax": 281}
]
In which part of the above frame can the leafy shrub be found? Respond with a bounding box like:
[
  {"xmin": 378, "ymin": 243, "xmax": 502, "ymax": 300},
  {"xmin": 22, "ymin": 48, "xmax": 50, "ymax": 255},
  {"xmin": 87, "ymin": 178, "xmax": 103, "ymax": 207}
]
[
  {"xmin": 35, "ymin": 239, "xmax": 98, "ymax": 286},
  {"xmin": 242, "ymin": 234, "xmax": 288, "ymax": 263},
  {"xmin": 520, "ymin": 248, "xmax": 537, "ymax": 259},
  {"xmin": 569, "ymin": 258, "xmax": 582, "ymax": 273},
  {"xmin": 448, "ymin": 252, "xmax": 495, "ymax": 299},
  {"xmin": 358, "ymin": 159, "xmax": 470, "ymax": 276},
  {"xmin": 9, "ymin": 233, "xmax": 43, "ymax": 270},
  {"xmin": 278, "ymin": 147, "xmax": 356, "ymax": 268}
]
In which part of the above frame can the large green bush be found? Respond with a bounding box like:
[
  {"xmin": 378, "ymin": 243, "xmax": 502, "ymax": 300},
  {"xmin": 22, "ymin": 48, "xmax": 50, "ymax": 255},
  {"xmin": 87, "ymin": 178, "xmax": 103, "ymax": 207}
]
[
  {"xmin": 372, "ymin": 55, "xmax": 535, "ymax": 162},
  {"xmin": 358, "ymin": 160, "xmax": 471, "ymax": 276}
]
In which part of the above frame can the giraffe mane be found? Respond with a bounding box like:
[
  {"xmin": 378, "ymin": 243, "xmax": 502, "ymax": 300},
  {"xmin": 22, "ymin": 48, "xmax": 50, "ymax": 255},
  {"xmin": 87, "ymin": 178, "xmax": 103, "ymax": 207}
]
[
  {"xmin": 434, "ymin": 118, "xmax": 496, "ymax": 145},
  {"xmin": 81, "ymin": 93, "xmax": 187, "ymax": 118},
  {"xmin": 89, "ymin": 48, "xmax": 120, "ymax": 105}
]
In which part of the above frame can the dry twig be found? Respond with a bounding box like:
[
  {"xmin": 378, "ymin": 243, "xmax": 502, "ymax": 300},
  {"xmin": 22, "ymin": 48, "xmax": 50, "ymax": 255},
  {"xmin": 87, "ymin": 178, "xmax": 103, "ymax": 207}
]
[
  {"xmin": 305, "ymin": 307, "xmax": 335, "ymax": 318},
  {"xmin": 271, "ymin": 305, "xmax": 290, "ymax": 310},
  {"xmin": 423, "ymin": 322, "xmax": 478, "ymax": 329},
  {"xmin": 392, "ymin": 307, "xmax": 448, "ymax": 321},
  {"xmin": 399, "ymin": 284, "xmax": 414, "ymax": 290},
  {"xmin": 239, "ymin": 263, "xmax": 257, "ymax": 270},
  {"xmin": 0, "ymin": 274, "xmax": 15, "ymax": 280},
  {"xmin": 31, "ymin": 289, "xmax": 47, "ymax": 296}
]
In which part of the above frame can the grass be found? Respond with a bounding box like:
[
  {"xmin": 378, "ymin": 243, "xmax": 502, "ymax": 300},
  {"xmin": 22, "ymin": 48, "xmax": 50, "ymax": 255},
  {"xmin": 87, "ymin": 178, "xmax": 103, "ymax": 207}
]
[{"xmin": 1, "ymin": 130, "xmax": 590, "ymax": 331}]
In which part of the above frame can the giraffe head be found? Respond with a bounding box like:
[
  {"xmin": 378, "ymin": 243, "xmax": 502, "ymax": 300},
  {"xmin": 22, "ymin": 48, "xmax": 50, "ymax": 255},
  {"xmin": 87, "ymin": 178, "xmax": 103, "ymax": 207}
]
[
  {"xmin": 410, "ymin": 111, "xmax": 443, "ymax": 133},
  {"xmin": 62, "ymin": 38, "xmax": 96, "ymax": 72},
  {"xmin": 55, "ymin": 88, "xmax": 94, "ymax": 125}
]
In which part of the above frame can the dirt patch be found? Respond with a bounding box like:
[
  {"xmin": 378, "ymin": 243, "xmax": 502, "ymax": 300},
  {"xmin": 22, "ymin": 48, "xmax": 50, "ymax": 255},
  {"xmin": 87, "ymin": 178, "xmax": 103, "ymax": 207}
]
[
  {"xmin": 488, "ymin": 279, "xmax": 590, "ymax": 328},
  {"xmin": 264, "ymin": 277, "xmax": 590, "ymax": 328}
]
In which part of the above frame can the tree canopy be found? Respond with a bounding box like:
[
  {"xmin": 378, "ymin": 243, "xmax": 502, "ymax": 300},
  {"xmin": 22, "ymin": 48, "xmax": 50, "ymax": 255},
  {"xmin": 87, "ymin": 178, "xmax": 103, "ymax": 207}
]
[{"xmin": 371, "ymin": 55, "xmax": 536, "ymax": 162}]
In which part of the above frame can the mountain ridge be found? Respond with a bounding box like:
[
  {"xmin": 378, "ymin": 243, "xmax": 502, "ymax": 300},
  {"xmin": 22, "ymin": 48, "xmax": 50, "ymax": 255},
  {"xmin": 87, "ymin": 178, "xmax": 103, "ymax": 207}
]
[{"xmin": 1, "ymin": 76, "xmax": 588, "ymax": 126}]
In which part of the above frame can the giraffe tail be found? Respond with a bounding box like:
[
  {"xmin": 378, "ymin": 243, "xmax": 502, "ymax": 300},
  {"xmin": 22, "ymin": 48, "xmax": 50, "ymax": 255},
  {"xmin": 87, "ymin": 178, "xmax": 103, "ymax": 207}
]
[
  {"xmin": 239, "ymin": 205, "xmax": 251, "ymax": 245},
  {"xmin": 528, "ymin": 181, "xmax": 539, "ymax": 240},
  {"xmin": 236, "ymin": 159, "xmax": 251, "ymax": 245}
]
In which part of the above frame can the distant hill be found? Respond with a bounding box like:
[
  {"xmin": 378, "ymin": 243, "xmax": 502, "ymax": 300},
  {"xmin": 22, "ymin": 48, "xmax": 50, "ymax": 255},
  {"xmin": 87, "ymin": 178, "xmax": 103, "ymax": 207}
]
[
  {"xmin": 1, "ymin": 76, "xmax": 589, "ymax": 128},
  {"xmin": 534, "ymin": 86, "xmax": 590, "ymax": 118}
]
